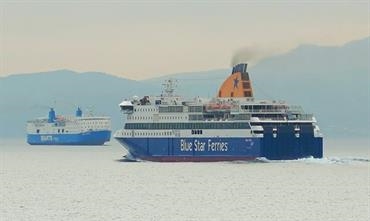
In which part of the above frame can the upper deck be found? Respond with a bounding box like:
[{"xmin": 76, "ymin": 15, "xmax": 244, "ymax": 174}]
[{"xmin": 119, "ymin": 63, "xmax": 316, "ymax": 126}]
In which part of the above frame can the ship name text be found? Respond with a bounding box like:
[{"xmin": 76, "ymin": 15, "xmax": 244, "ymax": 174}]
[{"xmin": 180, "ymin": 139, "xmax": 228, "ymax": 152}]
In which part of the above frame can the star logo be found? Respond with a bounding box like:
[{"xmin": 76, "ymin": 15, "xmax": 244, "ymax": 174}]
[{"xmin": 233, "ymin": 77, "xmax": 239, "ymax": 88}]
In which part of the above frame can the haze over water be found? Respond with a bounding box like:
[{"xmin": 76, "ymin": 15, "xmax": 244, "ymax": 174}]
[{"xmin": 1, "ymin": 139, "xmax": 368, "ymax": 221}]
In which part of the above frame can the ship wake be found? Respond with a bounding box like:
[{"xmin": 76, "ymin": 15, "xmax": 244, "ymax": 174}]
[{"xmin": 254, "ymin": 156, "xmax": 370, "ymax": 164}]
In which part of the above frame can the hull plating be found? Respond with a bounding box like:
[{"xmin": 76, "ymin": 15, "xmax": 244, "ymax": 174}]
[
  {"xmin": 116, "ymin": 135, "xmax": 322, "ymax": 161},
  {"xmin": 116, "ymin": 137, "xmax": 262, "ymax": 161},
  {"xmin": 27, "ymin": 130, "xmax": 111, "ymax": 145}
]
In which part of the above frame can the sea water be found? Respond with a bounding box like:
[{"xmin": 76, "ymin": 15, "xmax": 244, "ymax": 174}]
[{"xmin": 0, "ymin": 138, "xmax": 369, "ymax": 221}]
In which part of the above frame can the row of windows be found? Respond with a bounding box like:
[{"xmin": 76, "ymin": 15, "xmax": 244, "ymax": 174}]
[
  {"xmin": 124, "ymin": 122, "xmax": 250, "ymax": 130},
  {"xmin": 81, "ymin": 121, "xmax": 108, "ymax": 125},
  {"xmin": 189, "ymin": 114, "xmax": 250, "ymax": 121},
  {"xmin": 159, "ymin": 106, "xmax": 184, "ymax": 113},
  {"xmin": 128, "ymin": 115, "xmax": 186, "ymax": 120},
  {"xmin": 134, "ymin": 108, "xmax": 156, "ymax": 112},
  {"xmin": 129, "ymin": 114, "xmax": 249, "ymax": 121},
  {"xmin": 36, "ymin": 129, "xmax": 69, "ymax": 134},
  {"xmin": 134, "ymin": 106, "xmax": 204, "ymax": 113},
  {"xmin": 241, "ymin": 105, "xmax": 287, "ymax": 111},
  {"xmin": 82, "ymin": 126, "xmax": 105, "ymax": 130},
  {"xmin": 191, "ymin": 129, "xmax": 203, "ymax": 134},
  {"xmin": 122, "ymin": 131, "xmax": 173, "ymax": 136},
  {"xmin": 189, "ymin": 115, "xmax": 203, "ymax": 121},
  {"xmin": 188, "ymin": 106, "xmax": 203, "ymax": 112}
]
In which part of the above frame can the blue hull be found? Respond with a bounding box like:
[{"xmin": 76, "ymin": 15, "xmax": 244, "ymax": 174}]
[
  {"xmin": 27, "ymin": 130, "xmax": 111, "ymax": 145},
  {"xmin": 116, "ymin": 137, "xmax": 262, "ymax": 162},
  {"xmin": 116, "ymin": 135, "xmax": 323, "ymax": 162},
  {"xmin": 259, "ymin": 124, "xmax": 323, "ymax": 160}
]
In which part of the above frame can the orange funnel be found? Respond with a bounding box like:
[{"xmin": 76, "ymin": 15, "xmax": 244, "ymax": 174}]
[{"xmin": 217, "ymin": 63, "xmax": 253, "ymax": 98}]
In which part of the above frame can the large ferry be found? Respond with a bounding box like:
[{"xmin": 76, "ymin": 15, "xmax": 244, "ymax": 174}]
[
  {"xmin": 27, "ymin": 107, "xmax": 111, "ymax": 145},
  {"xmin": 114, "ymin": 63, "xmax": 323, "ymax": 161}
]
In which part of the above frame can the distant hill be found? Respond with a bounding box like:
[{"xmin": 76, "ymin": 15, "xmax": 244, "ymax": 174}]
[
  {"xmin": 249, "ymin": 37, "xmax": 369, "ymax": 138},
  {"xmin": 0, "ymin": 36, "xmax": 368, "ymax": 138},
  {"xmin": 145, "ymin": 37, "xmax": 370, "ymax": 138},
  {"xmin": 0, "ymin": 70, "xmax": 157, "ymax": 137}
]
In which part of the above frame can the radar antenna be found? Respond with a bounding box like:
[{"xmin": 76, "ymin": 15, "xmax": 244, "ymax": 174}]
[{"xmin": 162, "ymin": 79, "xmax": 178, "ymax": 97}]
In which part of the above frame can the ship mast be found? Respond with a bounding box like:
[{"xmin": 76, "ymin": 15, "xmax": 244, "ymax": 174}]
[{"xmin": 162, "ymin": 79, "xmax": 178, "ymax": 97}]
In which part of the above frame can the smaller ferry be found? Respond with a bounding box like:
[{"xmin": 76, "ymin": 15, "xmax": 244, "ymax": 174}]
[{"xmin": 27, "ymin": 107, "xmax": 111, "ymax": 145}]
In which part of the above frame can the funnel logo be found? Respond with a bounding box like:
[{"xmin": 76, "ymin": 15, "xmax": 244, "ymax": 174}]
[{"xmin": 233, "ymin": 77, "xmax": 239, "ymax": 88}]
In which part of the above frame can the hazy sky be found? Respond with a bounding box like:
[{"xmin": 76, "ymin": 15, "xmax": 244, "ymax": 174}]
[{"xmin": 0, "ymin": 0, "xmax": 369, "ymax": 79}]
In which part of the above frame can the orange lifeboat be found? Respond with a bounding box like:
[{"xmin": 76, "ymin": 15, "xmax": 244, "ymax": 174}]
[{"xmin": 206, "ymin": 103, "xmax": 232, "ymax": 111}]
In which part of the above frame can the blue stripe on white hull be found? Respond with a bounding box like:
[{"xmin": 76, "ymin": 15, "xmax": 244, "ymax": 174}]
[{"xmin": 27, "ymin": 130, "xmax": 111, "ymax": 145}]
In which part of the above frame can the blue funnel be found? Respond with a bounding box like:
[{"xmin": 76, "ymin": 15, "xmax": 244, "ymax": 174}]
[
  {"xmin": 48, "ymin": 108, "xmax": 56, "ymax": 123},
  {"xmin": 76, "ymin": 107, "xmax": 82, "ymax": 117}
]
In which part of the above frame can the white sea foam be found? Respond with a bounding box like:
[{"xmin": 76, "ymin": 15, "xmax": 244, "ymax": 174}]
[{"xmin": 254, "ymin": 156, "xmax": 370, "ymax": 165}]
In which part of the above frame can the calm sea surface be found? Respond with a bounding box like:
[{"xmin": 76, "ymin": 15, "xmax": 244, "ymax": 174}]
[{"xmin": 0, "ymin": 138, "xmax": 369, "ymax": 221}]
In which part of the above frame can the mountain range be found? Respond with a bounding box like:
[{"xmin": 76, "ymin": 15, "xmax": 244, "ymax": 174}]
[{"xmin": 0, "ymin": 36, "xmax": 369, "ymax": 139}]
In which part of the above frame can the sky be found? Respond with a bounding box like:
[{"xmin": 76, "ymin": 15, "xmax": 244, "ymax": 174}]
[{"xmin": 0, "ymin": 0, "xmax": 369, "ymax": 80}]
